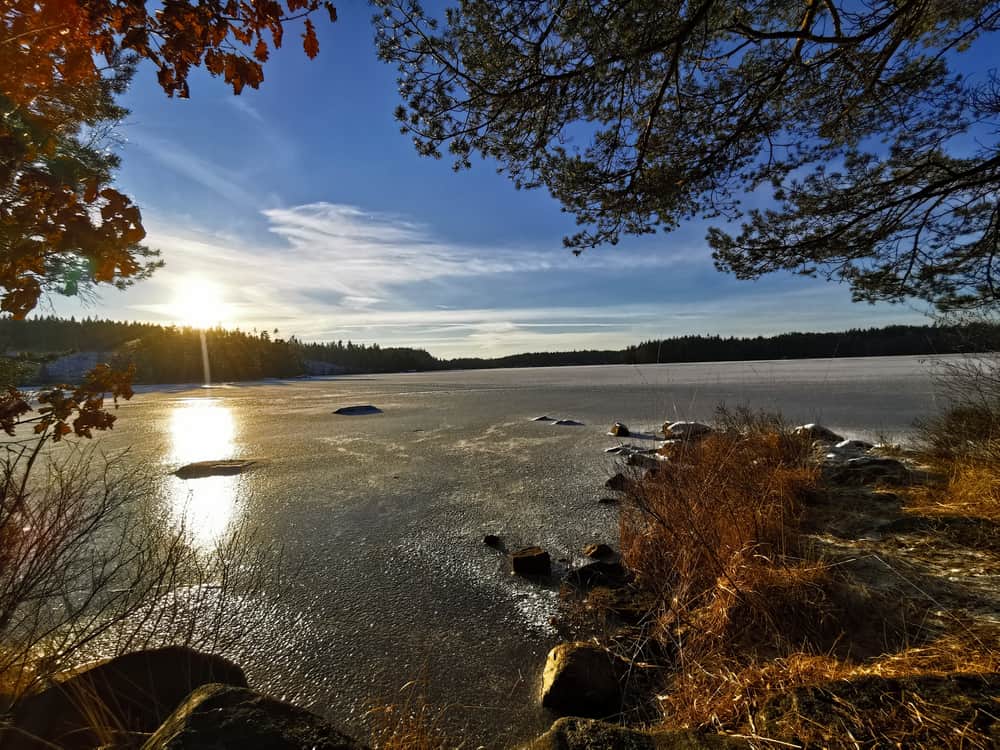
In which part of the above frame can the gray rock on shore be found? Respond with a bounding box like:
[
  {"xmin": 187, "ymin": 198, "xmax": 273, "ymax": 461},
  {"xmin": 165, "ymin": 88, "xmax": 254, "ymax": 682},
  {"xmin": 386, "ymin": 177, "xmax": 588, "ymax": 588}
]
[
  {"xmin": 604, "ymin": 473, "xmax": 633, "ymax": 492},
  {"xmin": 5, "ymin": 647, "xmax": 247, "ymax": 750},
  {"xmin": 540, "ymin": 642, "xmax": 622, "ymax": 717},
  {"xmin": 142, "ymin": 683, "xmax": 364, "ymax": 750},
  {"xmin": 609, "ymin": 422, "xmax": 630, "ymax": 437},
  {"xmin": 793, "ymin": 423, "xmax": 844, "ymax": 443},
  {"xmin": 825, "ymin": 455, "xmax": 912, "ymax": 486},
  {"xmin": 663, "ymin": 421, "xmax": 713, "ymax": 440}
]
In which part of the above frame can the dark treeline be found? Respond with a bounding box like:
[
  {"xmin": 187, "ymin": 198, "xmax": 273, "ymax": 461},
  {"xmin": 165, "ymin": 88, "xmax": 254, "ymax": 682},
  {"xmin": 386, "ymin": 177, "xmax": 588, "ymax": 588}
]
[
  {"xmin": 452, "ymin": 323, "xmax": 1000, "ymax": 368},
  {"xmin": 298, "ymin": 340, "xmax": 439, "ymax": 373},
  {"xmin": 3, "ymin": 316, "xmax": 998, "ymax": 384},
  {"xmin": 0, "ymin": 316, "xmax": 440, "ymax": 384},
  {"xmin": 623, "ymin": 323, "xmax": 1000, "ymax": 364}
]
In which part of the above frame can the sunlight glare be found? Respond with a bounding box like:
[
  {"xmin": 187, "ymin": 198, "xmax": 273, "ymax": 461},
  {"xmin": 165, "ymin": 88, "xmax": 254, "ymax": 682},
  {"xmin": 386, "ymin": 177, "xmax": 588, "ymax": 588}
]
[
  {"xmin": 173, "ymin": 277, "xmax": 231, "ymax": 329},
  {"xmin": 168, "ymin": 399, "xmax": 240, "ymax": 548}
]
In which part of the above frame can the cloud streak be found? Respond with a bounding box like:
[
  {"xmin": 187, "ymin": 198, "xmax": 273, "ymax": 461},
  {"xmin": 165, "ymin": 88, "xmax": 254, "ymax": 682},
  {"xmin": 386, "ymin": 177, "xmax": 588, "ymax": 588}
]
[{"xmin": 51, "ymin": 201, "xmax": 928, "ymax": 357}]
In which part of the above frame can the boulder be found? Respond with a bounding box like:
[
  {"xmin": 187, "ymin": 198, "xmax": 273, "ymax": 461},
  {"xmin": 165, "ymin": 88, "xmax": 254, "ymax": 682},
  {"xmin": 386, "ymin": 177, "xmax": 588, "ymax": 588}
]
[
  {"xmin": 583, "ymin": 543, "xmax": 616, "ymax": 559},
  {"xmin": 553, "ymin": 419, "xmax": 584, "ymax": 426},
  {"xmin": 835, "ymin": 438, "xmax": 875, "ymax": 452},
  {"xmin": 540, "ymin": 643, "xmax": 622, "ymax": 717},
  {"xmin": 174, "ymin": 460, "xmax": 254, "ymax": 479},
  {"xmin": 525, "ymin": 717, "xmax": 746, "ymax": 750},
  {"xmin": 141, "ymin": 683, "xmax": 364, "ymax": 750},
  {"xmin": 825, "ymin": 456, "xmax": 911, "ymax": 486},
  {"xmin": 627, "ymin": 453, "xmax": 660, "ymax": 470},
  {"xmin": 604, "ymin": 473, "xmax": 633, "ymax": 492},
  {"xmin": 512, "ymin": 546, "xmax": 551, "ymax": 576},
  {"xmin": 609, "ymin": 422, "xmax": 630, "ymax": 437},
  {"xmin": 333, "ymin": 405, "xmax": 381, "ymax": 415},
  {"xmin": 793, "ymin": 423, "xmax": 844, "ymax": 443},
  {"xmin": 6, "ymin": 647, "xmax": 247, "ymax": 750},
  {"xmin": 663, "ymin": 421, "xmax": 713, "ymax": 441}
]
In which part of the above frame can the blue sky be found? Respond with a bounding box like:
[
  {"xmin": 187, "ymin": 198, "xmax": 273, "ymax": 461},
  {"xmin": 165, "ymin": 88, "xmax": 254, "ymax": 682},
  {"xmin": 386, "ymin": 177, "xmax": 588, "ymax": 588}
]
[{"xmin": 46, "ymin": 6, "xmax": 939, "ymax": 357}]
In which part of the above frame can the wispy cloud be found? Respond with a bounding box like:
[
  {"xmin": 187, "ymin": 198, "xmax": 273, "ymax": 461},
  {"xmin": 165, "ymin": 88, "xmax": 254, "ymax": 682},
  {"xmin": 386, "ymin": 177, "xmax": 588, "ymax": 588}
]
[
  {"xmin": 129, "ymin": 132, "xmax": 261, "ymax": 208},
  {"xmin": 51, "ymin": 201, "xmax": 928, "ymax": 357}
]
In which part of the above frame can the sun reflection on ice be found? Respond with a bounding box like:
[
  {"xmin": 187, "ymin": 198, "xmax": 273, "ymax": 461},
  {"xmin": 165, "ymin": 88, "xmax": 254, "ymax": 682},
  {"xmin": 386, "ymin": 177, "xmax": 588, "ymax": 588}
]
[{"xmin": 169, "ymin": 399, "xmax": 242, "ymax": 548}]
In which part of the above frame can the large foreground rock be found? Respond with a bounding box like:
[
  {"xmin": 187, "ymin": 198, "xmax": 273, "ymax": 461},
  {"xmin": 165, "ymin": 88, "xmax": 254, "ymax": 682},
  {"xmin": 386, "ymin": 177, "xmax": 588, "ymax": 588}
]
[
  {"xmin": 524, "ymin": 717, "xmax": 746, "ymax": 749},
  {"xmin": 142, "ymin": 683, "xmax": 364, "ymax": 750},
  {"xmin": 6, "ymin": 647, "xmax": 247, "ymax": 750},
  {"xmin": 540, "ymin": 643, "xmax": 622, "ymax": 717}
]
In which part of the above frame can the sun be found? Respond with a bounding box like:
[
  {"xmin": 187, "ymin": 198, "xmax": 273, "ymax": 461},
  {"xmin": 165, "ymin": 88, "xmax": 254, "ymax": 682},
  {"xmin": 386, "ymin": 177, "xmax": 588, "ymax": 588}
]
[{"xmin": 172, "ymin": 278, "xmax": 231, "ymax": 329}]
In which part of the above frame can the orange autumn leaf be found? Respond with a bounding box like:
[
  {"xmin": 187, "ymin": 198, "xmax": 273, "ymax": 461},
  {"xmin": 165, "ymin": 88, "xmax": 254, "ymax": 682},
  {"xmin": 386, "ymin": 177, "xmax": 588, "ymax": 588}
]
[
  {"xmin": 254, "ymin": 38, "xmax": 269, "ymax": 62},
  {"xmin": 303, "ymin": 18, "xmax": 319, "ymax": 59}
]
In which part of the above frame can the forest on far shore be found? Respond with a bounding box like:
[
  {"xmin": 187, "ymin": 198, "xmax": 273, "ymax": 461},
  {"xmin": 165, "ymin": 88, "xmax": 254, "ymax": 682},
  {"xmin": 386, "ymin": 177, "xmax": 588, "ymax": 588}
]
[{"xmin": 3, "ymin": 316, "xmax": 998, "ymax": 385}]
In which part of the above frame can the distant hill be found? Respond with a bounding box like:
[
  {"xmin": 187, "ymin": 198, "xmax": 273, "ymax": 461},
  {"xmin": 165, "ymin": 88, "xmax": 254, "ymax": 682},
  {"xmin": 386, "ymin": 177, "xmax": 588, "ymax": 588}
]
[{"xmin": 2, "ymin": 316, "xmax": 997, "ymax": 385}]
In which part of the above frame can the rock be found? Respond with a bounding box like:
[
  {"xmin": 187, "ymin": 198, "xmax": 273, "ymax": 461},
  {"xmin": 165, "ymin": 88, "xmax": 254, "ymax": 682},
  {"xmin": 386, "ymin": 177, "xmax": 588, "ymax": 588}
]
[
  {"xmin": 333, "ymin": 405, "xmax": 382, "ymax": 415},
  {"xmin": 793, "ymin": 423, "xmax": 844, "ymax": 443},
  {"xmin": 627, "ymin": 452, "xmax": 660, "ymax": 470},
  {"xmin": 826, "ymin": 456, "xmax": 911, "ymax": 486},
  {"xmin": 141, "ymin": 683, "xmax": 363, "ymax": 750},
  {"xmin": 483, "ymin": 534, "xmax": 502, "ymax": 548},
  {"xmin": 583, "ymin": 543, "xmax": 616, "ymax": 559},
  {"xmin": 532, "ymin": 415, "xmax": 556, "ymax": 422},
  {"xmin": 835, "ymin": 438, "xmax": 875, "ymax": 451},
  {"xmin": 663, "ymin": 421, "xmax": 713, "ymax": 441},
  {"xmin": 512, "ymin": 546, "xmax": 551, "ymax": 576},
  {"xmin": 604, "ymin": 473, "xmax": 633, "ymax": 492},
  {"xmin": 609, "ymin": 422, "xmax": 630, "ymax": 437},
  {"xmin": 566, "ymin": 561, "xmax": 631, "ymax": 589},
  {"xmin": 7, "ymin": 647, "xmax": 247, "ymax": 750},
  {"xmin": 525, "ymin": 717, "xmax": 745, "ymax": 750},
  {"xmin": 540, "ymin": 643, "xmax": 622, "ymax": 716},
  {"xmin": 553, "ymin": 419, "xmax": 584, "ymax": 426},
  {"xmin": 174, "ymin": 459, "xmax": 255, "ymax": 479}
]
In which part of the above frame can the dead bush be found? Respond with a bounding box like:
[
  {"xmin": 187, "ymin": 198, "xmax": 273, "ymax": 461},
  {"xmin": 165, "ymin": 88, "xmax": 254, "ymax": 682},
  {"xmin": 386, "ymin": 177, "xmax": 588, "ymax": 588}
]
[{"xmin": 620, "ymin": 422, "xmax": 818, "ymax": 620}]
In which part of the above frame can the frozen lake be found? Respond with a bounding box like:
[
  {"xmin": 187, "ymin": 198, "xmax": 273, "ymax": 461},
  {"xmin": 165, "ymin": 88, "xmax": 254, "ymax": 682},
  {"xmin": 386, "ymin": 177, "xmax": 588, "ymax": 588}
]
[{"xmin": 81, "ymin": 355, "xmax": 949, "ymax": 745}]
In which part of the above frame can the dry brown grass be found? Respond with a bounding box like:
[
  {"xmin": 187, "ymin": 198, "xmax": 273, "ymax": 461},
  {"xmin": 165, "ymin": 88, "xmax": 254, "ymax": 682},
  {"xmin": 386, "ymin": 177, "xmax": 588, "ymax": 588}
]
[
  {"xmin": 366, "ymin": 682, "xmax": 454, "ymax": 750},
  {"xmin": 905, "ymin": 457, "xmax": 1000, "ymax": 523},
  {"xmin": 659, "ymin": 625, "xmax": 1000, "ymax": 732},
  {"xmin": 620, "ymin": 418, "xmax": 818, "ymax": 636},
  {"xmin": 910, "ymin": 354, "xmax": 1000, "ymax": 522},
  {"xmin": 618, "ymin": 405, "xmax": 1000, "ymax": 748}
]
